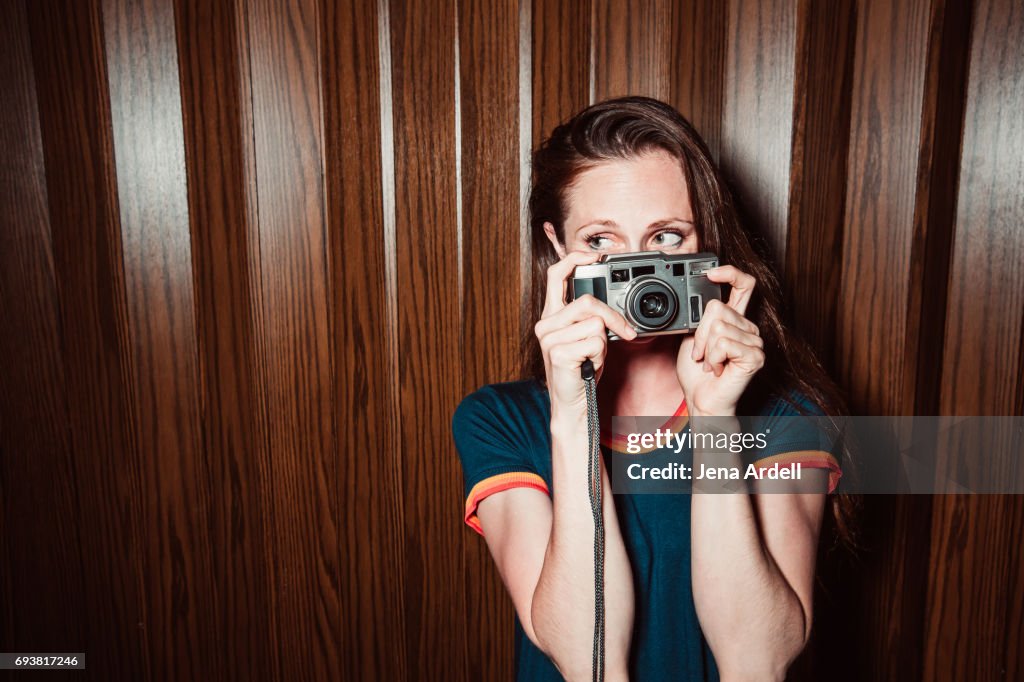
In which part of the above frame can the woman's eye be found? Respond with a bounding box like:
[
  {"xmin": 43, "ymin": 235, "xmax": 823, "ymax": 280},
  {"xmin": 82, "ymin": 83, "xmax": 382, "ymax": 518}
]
[
  {"xmin": 585, "ymin": 235, "xmax": 615, "ymax": 251},
  {"xmin": 651, "ymin": 231, "xmax": 684, "ymax": 248}
]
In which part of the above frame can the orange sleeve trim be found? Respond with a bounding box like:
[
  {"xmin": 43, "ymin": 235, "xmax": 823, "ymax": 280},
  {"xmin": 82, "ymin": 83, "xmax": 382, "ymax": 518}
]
[
  {"xmin": 464, "ymin": 472, "xmax": 550, "ymax": 536},
  {"xmin": 753, "ymin": 449, "xmax": 842, "ymax": 493}
]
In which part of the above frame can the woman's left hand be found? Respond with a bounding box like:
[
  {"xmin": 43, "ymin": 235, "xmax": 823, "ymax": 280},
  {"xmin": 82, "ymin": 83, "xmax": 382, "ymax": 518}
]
[{"xmin": 677, "ymin": 266, "xmax": 764, "ymax": 416}]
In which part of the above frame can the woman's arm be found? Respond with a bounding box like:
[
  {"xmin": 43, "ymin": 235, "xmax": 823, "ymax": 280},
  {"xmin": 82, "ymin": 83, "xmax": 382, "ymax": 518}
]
[
  {"xmin": 687, "ymin": 417, "xmax": 826, "ymax": 681},
  {"xmin": 477, "ymin": 407, "xmax": 635, "ymax": 681},
  {"xmin": 530, "ymin": 408, "xmax": 635, "ymax": 681},
  {"xmin": 476, "ymin": 251, "xmax": 637, "ymax": 681},
  {"xmin": 476, "ymin": 441, "xmax": 636, "ymax": 682},
  {"xmin": 677, "ymin": 266, "xmax": 826, "ymax": 680}
]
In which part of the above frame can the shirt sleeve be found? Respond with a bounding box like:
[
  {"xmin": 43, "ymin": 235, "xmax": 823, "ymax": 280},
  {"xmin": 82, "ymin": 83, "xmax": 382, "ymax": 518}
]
[
  {"xmin": 744, "ymin": 392, "xmax": 844, "ymax": 494},
  {"xmin": 451, "ymin": 386, "xmax": 550, "ymax": 535}
]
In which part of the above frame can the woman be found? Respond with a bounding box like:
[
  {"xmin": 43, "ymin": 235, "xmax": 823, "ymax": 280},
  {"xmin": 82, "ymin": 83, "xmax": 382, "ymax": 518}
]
[{"xmin": 452, "ymin": 97, "xmax": 850, "ymax": 681}]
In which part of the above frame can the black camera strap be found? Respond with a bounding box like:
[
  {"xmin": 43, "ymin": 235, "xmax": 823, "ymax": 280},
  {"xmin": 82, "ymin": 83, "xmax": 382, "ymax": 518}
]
[{"xmin": 581, "ymin": 358, "xmax": 604, "ymax": 682}]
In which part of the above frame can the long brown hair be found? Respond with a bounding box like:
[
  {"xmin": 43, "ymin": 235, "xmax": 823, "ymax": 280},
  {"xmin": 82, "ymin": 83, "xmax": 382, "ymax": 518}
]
[{"xmin": 522, "ymin": 96, "xmax": 858, "ymax": 545}]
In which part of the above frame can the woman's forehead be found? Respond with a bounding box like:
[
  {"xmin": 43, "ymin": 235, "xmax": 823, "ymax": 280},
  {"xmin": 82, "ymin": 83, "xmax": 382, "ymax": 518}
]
[{"xmin": 565, "ymin": 151, "xmax": 692, "ymax": 223}]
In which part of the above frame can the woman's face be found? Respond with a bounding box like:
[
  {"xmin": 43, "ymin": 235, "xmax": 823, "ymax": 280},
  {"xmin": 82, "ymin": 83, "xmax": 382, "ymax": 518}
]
[{"xmin": 545, "ymin": 149, "xmax": 699, "ymax": 257}]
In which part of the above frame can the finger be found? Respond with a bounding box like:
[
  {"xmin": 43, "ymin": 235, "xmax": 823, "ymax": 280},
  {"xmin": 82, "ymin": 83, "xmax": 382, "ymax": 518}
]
[
  {"xmin": 549, "ymin": 334, "xmax": 607, "ymax": 373},
  {"xmin": 543, "ymin": 251, "xmax": 603, "ymax": 315},
  {"xmin": 691, "ymin": 299, "xmax": 759, "ymax": 361},
  {"xmin": 706, "ymin": 319, "xmax": 764, "ymax": 356},
  {"xmin": 706, "ymin": 265, "xmax": 757, "ymax": 316},
  {"xmin": 705, "ymin": 336, "xmax": 765, "ymax": 377},
  {"xmin": 701, "ymin": 320, "xmax": 763, "ymax": 375},
  {"xmin": 538, "ymin": 316, "xmax": 606, "ymax": 353},
  {"xmin": 582, "ymin": 334, "xmax": 609, "ymax": 375},
  {"xmin": 537, "ymin": 294, "xmax": 637, "ymax": 341}
]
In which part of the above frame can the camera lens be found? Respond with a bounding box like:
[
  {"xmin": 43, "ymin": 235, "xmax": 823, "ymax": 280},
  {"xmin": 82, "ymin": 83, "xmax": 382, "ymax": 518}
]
[
  {"xmin": 639, "ymin": 292, "xmax": 669, "ymax": 318},
  {"xmin": 625, "ymin": 279, "xmax": 678, "ymax": 331}
]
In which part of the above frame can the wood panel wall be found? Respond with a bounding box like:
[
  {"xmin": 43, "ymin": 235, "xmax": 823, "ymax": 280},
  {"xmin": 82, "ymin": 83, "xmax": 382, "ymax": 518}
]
[{"xmin": 1, "ymin": 0, "xmax": 1021, "ymax": 679}]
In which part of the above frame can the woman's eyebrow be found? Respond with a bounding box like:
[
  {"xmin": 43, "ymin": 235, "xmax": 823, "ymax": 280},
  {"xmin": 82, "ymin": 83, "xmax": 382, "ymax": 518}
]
[
  {"xmin": 647, "ymin": 218, "xmax": 694, "ymax": 229},
  {"xmin": 577, "ymin": 218, "xmax": 694, "ymax": 231},
  {"xmin": 577, "ymin": 219, "xmax": 619, "ymax": 230}
]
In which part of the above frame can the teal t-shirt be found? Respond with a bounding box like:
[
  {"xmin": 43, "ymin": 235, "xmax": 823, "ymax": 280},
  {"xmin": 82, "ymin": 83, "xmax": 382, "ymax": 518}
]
[{"xmin": 451, "ymin": 379, "xmax": 841, "ymax": 681}]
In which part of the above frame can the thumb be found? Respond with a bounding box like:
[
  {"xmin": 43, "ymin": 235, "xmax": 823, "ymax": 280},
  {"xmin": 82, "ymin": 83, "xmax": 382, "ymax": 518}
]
[{"xmin": 679, "ymin": 336, "xmax": 696, "ymax": 363}]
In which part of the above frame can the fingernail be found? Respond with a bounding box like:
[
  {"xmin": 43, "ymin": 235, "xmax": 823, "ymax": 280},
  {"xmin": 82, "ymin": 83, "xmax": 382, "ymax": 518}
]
[
  {"xmin": 703, "ymin": 361, "xmax": 711, "ymax": 373},
  {"xmin": 691, "ymin": 347, "xmax": 698, "ymax": 361}
]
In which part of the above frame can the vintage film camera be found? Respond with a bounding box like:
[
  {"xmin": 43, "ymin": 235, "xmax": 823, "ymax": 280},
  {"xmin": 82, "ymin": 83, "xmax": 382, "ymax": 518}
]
[{"xmin": 569, "ymin": 251, "xmax": 722, "ymax": 340}]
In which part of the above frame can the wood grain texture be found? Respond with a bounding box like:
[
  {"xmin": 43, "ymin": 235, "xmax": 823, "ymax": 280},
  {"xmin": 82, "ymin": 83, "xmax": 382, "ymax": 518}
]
[
  {"xmin": 386, "ymin": 0, "xmax": 466, "ymax": 677},
  {"xmin": 902, "ymin": 0, "xmax": 972, "ymax": 417},
  {"xmin": 938, "ymin": 0, "xmax": 1024, "ymax": 418},
  {"xmin": 591, "ymin": 0, "xmax": 673, "ymax": 101},
  {"xmin": 173, "ymin": 0, "xmax": 278, "ymax": 679},
  {"xmin": 0, "ymin": 0, "xmax": 85, "ymax": 660},
  {"xmin": 22, "ymin": 0, "xmax": 151, "ymax": 678},
  {"xmin": 320, "ymin": 0, "xmax": 408, "ymax": 679},
  {"xmin": 101, "ymin": 0, "xmax": 220, "ymax": 678},
  {"xmin": 926, "ymin": 0, "xmax": 1024, "ymax": 676},
  {"xmin": 669, "ymin": 0, "xmax": 727, "ymax": 159},
  {"xmin": 531, "ymin": 0, "xmax": 591, "ymax": 145},
  {"xmin": 457, "ymin": 0, "xmax": 522, "ymax": 678},
  {"xmin": 518, "ymin": 0, "xmax": 534, "ymax": 342},
  {"xmin": 924, "ymin": 496, "xmax": 1024, "ymax": 679},
  {"xmin": 838, "ymin": 0, "xmax": 932, "ymax": 413},
  {"xmin": 246, "ymin": 0, "xmax": 342, "ymax": 678},
  {"xmin": 835, "ymin": 3, "xmax": 938, "ymax": 681},
  {"xmin": 784, "ymin": 0, "xmax": 855, "ymax": 368},
  {"xmin": 781, "ymin": 6, "xmax": 857, "ymax": 676},
  {"xmin": 720, "ymin": 0, "xmax": 798, "ymax": 265},
  {"xmin": 3, "ymin": 0, "xmax": 1024, "ymax": 679},
  {"xmin": 527, "ymin": 0, "xmax": 591, "ymax": 332}
]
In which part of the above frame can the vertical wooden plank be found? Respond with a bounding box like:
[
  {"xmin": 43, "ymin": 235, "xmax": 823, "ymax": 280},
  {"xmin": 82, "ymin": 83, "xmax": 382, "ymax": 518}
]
[
  {"xmin": 518, "ymin": 0, "xmax": 534, "ymax": 343},
  {"xmin": 784, "ymin": 0, "xmax": 856, "ymax": 367},
  {"xmin": 0, "ymin": 440, "xmax": 9, "ymax": 648},
  {"xmin": 387, "ymin": 0, "xmax": 465, "ymax": 677},
  {"xmin": 720, "ymin": 0, "xmax": 798, "ymax": 264},
  {"xmin": 668, "ymin": 0, "xmax": 727, "ymax": 159},
  {"xmin": 780, "ymin": 8, "xmax": 855, "ymax": 678},
  {"xmin": 937, "ymin": 1, "xmax": 1023, "ymax": 419},
  {"xmin": 457, "ymin": 0, "xmax": 521, "ymax": 678},
  {"xmin": 834, "ymin": 1, "xmax": 942, "ymax": 680},
  {"xmin": 591, "ymin": 0, "xmax": 673, "ymax": 101},
  {"xmin": 924, "ymin": 497, "xmax": 1024, "ymax": 679},
  {"xmin": 245, "ymin": 0, "xmax": 342, "ymax": 678},
  {"xmin": 100, "ymin": 0, "xmax": 219, "ymax": 677},
  {"xmin": 529, "ymin": 0, "xmax": 590, "ymax": 329},
  {"xmin": 927, "ymin": 0, "xmax": 1024, "ymax": 676},
  {"xmin": 319, "ymin": 0, "xmax": 408, "ymax": 678},
  {"xmin": 0, "ymin": 0, "xmax": 85, "ymax": 658},
  {"xmin": 532, "ymin": 0, "xmax": 590, "ymax": 146},
  {"xmin": 838, "ymin": 0, "xmax": 932, "ymax": 412},
  {"xmin": 23, "ymin": 1, "xmax": 151, "ymax": 677},
  {"xmin": 901, "ymin": 0, "xmax": 972, "ymax": 417},
  {"xmin": 172, "ymin": 0, "xmax": 279, "ymax": 679}
]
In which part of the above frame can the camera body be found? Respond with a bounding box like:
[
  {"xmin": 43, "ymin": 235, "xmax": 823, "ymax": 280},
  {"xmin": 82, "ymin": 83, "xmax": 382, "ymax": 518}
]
[{"xmin": 570, "ymin": 251, "xmax": 722, "ymax": 340}]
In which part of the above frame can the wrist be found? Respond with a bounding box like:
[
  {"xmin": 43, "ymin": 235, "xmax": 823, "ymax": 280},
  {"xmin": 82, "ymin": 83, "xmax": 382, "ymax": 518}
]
[
  {"xmin": 687, "ymin": 404, "xmax": 737, "ymax": 418},
  {"xmin": 549, "ymin": 408, "xmax": 587, "ymax": 439},
  {"xmin": 688, "ymin": 414, "xmax": 741, "ymax": 441}
]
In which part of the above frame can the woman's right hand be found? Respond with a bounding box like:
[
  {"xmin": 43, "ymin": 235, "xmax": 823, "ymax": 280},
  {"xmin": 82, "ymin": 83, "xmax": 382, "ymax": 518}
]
[{"xmin": 534, "ymin": 251, "xmax": 637, "ymax": 416}]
